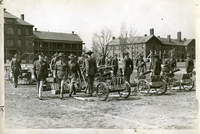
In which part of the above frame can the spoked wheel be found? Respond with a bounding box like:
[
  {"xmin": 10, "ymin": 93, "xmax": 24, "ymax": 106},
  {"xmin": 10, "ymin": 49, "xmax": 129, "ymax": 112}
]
[
  {"xmin": 96, "ymin": 82, "xmax": 109, "ymax": 101},
  {"xmin": 137, "ymin": 79, "xmax": 150, "ymax": 95},
  {"xmin": 181, "ymin": 78, "xmax": 194, "ymax": 91},
  {"xmin": 155, "ymin": 81, "xmax": 167, "ymax": 95},
  {"xmin": 168, "ymin": 77, "xmax": 181, "ymax": 91},
  {"xmin": 118, "ymin": 81, "xmax": 131, "ymax": 98}
]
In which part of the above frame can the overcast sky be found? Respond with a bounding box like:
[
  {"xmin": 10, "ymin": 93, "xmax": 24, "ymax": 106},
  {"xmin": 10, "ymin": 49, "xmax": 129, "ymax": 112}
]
[{"xmin": 3, "ymin": 0, "xmax": 198, "ymax": 49}]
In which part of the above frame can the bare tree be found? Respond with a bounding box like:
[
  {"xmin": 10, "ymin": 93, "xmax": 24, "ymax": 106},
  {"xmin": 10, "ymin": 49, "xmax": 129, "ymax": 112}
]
[
  {"xmin": 92, "ymin": 28, "xmax": 113, "ymax": 59},
  {"xmin": 119, "ymin": 24, "xmax": 138, "ymax": 59}
]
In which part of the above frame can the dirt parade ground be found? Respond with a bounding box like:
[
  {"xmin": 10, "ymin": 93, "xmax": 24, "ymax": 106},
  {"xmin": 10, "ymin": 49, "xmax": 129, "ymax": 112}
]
[{"xmin": 3, "ymin": 67, "xmax": 199, "ymax": 130}]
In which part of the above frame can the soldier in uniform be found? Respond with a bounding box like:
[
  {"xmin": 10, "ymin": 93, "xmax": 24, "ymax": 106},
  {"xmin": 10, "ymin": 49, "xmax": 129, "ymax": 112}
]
[
  {"xmin": 55, "ymin": 53, "xmax": 69, "ymax": 99},
  {"xmin": 98, "ymin": 54, "xmax": 106, "ymax": 75},
  {"xmin": 161, "ymin": 51, "xmax": 170, "ymax": 76},
  {"xmin": 123, "ymin": 52, "xmax": 134, "ymax": 84},
  {"xmin": 111, "ymin": 53, "xmax": 118, "ymax": 77},
  {"xmin": 135, "ymin": 53, "xmax": 146, "ymax": 76},
  {"xmin": 151, "ymin": 51, "xmax": 162, "ymax": 75},
  {"xmin": 10, "ymin": 53, "xmax": 21, "ymax": 88},
  {"xmin": 50, "ymin": 52, "xmax": 58, "ymax": 79},
  {"xmin": 85, "ymin": 50, "xmax": 97, "ymax": 97},
  {"xmin": 68, "ymin": 54, "xmax": 82, "ymax": 97},
  {"xmin": 169, "ymin": 52, "xmax": 177, "ymax": 72},
  {"xmin": 185, "ymin": 53, "xmax": 194, "ymax": 75},
  {"xmin": 33, "ymin": 52, "xmax": 48, "ymax": 100}
]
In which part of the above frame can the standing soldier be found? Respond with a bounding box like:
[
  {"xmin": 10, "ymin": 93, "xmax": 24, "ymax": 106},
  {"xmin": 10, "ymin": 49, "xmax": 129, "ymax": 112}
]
[
  {"xmin": 68, "ymin": 54, "xmax": 82, "ymax": 97},
  {"xmin": 185, "ymin": 53, "xmax": 194, "ymax": 75},
  {"xmin": 50, "ymin": 52, "xmax": 58, "ymax": 79},
  {"xmin": 111, "ymin": 54, "xmax": 119, "ymax": 77},
  {"xmin": 55, "ymin": 53, "xmax": 69, "ymax": 99},
  {"xmin": 151, "ymin": 51, "xmax": 162, "ymax": 75},
  {"xmin": 161, "ymin": 51, "xmax": 170, "ymax": 76},
  {"xmin": 123, "ymin": 52, "xmax": 134, "ymax": 84},
  {"xmin": 169, "ymin": 51, "xmax": 177, "ymax": 72},
  {"xmin": 10, "ymin": 53, "xmax": 21, "ymax": 88},
  {"xmin": 85, "ymin": 50, "xmax": 97, "ymax": 97},
  {"xmin": 33, "ymin": 52, "xmax": 48, "ymax": 100},
  {"xmin": 135, "ymin": 53, "xmax": 146, "ymax": 76}
]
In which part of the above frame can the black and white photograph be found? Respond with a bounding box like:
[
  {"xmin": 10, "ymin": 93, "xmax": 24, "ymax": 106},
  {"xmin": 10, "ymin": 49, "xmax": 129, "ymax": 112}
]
[{"xmin": 0, "ymin": 0, "xmax": 199, "ymax": 134}]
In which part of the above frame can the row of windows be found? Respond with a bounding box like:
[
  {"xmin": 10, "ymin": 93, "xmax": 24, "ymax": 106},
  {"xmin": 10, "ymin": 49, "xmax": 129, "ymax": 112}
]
[
  {"xmin": 34, "ymin": 42, "xmax": 82, "ymax": 49},
  {"xmin": 7, "ymin": 27, "xmax": 30, "ymax": 35},
  {"xmin": 6, "ymin": 39, "xmax": 32, "ymax": 46}
]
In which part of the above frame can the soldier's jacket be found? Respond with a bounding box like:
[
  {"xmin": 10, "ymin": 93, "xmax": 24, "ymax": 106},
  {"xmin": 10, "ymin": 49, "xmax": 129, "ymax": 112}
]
[
  {"xmin": 11, "ymin": 57, "xmax": 21, "ymax": 76},
  {"xmin": 33, "ymin": 60, "xmax": 48, "ymax": 81},
  {"xmin": 161, "ymin": 58, "xmax": 170, "ymax": 73},
  {"xmin": 55, "ymin": 60, "xmax": 69, "ymax": 79},
  {"xmin": 123, "ymin": 57, "xmax": 134, "ymax": 75},
  {"xmin": 185, "ymin": 58, "xmax": 194, "ymax": 73},
  {"xmin": 152, "ymin": 57, "xmax": 162, "ymax": 75},
  {"xmin": 68, "ymin": 60, "xmax": 81, "ymax": 78},
  {"xmin": 85, "ymin": 57, "xmax": 97, "ymax": 76},
  {"xmin": 112, "ymin": 58, "xmax": 118, "ymax": 70}
]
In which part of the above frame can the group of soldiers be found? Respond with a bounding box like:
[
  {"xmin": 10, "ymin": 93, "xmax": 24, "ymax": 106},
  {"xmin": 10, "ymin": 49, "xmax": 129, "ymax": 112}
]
[{"xmin": 10, "ymin": 48, "xmax": 194, "ymax": 100}]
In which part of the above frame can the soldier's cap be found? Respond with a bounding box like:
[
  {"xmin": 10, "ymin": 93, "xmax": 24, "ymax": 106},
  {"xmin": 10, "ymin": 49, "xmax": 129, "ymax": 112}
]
[
  {"xmin": 124, "ymin": 52, "xmax": 129, "ymax": 55},
  {"xmin": 186, "ymin": 53, "xmax": 190, "ymax": 57},
  {"xmin": 85, "ymin": 50, "xmax": 93, "ymax": 55},
  {"xmin": 58, "ymin": 53, "xmax": 64, "ymax": 57},
  {"xmin": 38, "ymin": 52, "xmax": 44, "ymax": 57},
  {"xmin": 68, "ymin": 54, "xmax": 76, "ymax": 59}
]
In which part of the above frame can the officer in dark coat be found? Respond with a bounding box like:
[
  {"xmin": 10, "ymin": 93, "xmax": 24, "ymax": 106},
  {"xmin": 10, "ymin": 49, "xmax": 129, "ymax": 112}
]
[
  {"xmin": 33, "ymin": 52, "xmax": 48, "ymax": 100},
  {"xmin": 10, "ymin": 54, "xmax": 21, "ymax": 88},
  {"xmin": 68, "ymin": 54, "xmax": 82, "ymax": 97},
  {"xmin": 84, "ymin": 50, "xmax": 97, "ymax": 96},
  {"xmin": 151, "ymin": 52, "xmax": 162, "ymax": 75},
  {"xmin": 123, "ymin": 52, "xmax": 134, "ymax": 84},
  {"xmin": 185, "ymin": 53, "xmax": 194, "ymax": 74},
  {"xmin": 111, "ymin": 53, "xmax": 118, "ymax": 77},
  {"xmin": 55, "ymin": 53, "xmax": 69, "ymax": 99}
]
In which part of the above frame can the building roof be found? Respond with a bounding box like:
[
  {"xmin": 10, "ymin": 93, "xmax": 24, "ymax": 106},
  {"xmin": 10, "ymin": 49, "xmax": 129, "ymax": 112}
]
[
  {"xmin": 109, "ymin": 35, "xmax": 154, "ymax": 45},
  {"xmin": 157, "ymin": 37, "xmax": 194, "ymax": 46},
  {"xmin": 33, "ymin": 31, "xmax": 83, "ymax": 42},
  {"xmin": 4, "ymin": 11, "xmax": 34, "ymax": 26}
]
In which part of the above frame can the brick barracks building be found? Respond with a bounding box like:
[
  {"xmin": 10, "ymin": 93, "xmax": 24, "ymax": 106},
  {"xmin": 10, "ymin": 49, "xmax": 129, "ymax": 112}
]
[
  {"xmin": 4, "ymin": 9, "xmax": 84, "ymax": 63},
  {"xmin": 108, "ymin": 28, "xmax": 195, "ymax": 61}
]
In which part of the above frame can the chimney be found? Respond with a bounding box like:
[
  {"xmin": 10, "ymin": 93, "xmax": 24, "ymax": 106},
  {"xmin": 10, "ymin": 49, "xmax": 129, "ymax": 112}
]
[
  {"xmin": 4, "ymin": 8, "xmax": 6, "ymax": 12},
  {"xmin": 144, "ymin": 34, "xmax": 147, "ymax": 36},
  {"xmin": 167, "ymin": 35, "xmax": 171, "ymax": 42},
  {"xmin": 177, "ymin": 31, "xmax": 181, "ymax": 42},
  {"xmin": 112, "ymin": 37, "xmax": 115, "ymax": 40},
  {"xmin": 150, "ymin": 28, "xmax": 154, "ymax": 35},
  {"xmin": 21, "ymin": 14, "xmax": 24, "ymax": 20},
  {"xmin": 157, "ymin": 36, "xmax": 160, "ymax": 38},
  {"xmin": 34, "ymin": 28, "xmax": 37, "ymax": 31},
  {"xmin": 184, "ymin": 38, "xmax": 186, "ymax": 41},
  {"xmin": 72, "ymin": 31, "xmax": 74, "ymax": 34}
]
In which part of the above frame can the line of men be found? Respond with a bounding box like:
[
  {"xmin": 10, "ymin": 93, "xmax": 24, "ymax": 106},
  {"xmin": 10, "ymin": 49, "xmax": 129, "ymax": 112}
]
[{"xmin": 10, "ymin": 49, "xmax": 194, "ymax": 100}]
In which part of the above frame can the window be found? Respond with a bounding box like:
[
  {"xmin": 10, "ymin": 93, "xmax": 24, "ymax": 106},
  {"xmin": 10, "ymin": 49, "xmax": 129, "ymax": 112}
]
[
  {"xmin": 7, "ymin": 28, "xmax": 14, "ymax": 34},
  {"xmin": 26, "ymin": 40, "xmax": 29, "ymax": 46},
  {"xmin": 7, "ymin": 39, "xmax": 14, "ymax": 46},
  {"xmin": 26, "ymin": 29, "xmax": 30, "ymax": 35},
  {"xmin": 18, "ymin": 40, "xmax": 21, "ymax": 46},
  {"xmin": 18, "ymin": 29, "xmax": 22, "ymax": 35}
]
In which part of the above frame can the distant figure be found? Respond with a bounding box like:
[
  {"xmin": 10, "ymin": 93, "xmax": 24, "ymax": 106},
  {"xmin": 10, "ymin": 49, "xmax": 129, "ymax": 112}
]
[
  {"xmin": 123, "ymin": 52, "xmax": 134, "ymax": 84},
  {"xmin": 136, "ymin": 54, "xmax": 146, "ymax": 76},
  {"xmin": 111, "ymin": 54, "xmax": 119, "ymax": 77},
  {"xmin": 185, "ymin": 53, "xmax": 194, "ymax": 74},
  {"xmin": 50, "ymin": 52, "xmax": 58, "ymax": 81},
  {"xmin": 33, "ymin": 52, "xmax": 48, "ymax": 100},
  {"xmin": 161, "ymin": 51, "xmax": 170, "ymax": 76},
  {"xmin": 84, "ymin": 50, "xmax": 97, "ymax": 97},
  {"xmin": 10, "ymin": 54, "xmax": 21, "ymax": 88}
]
